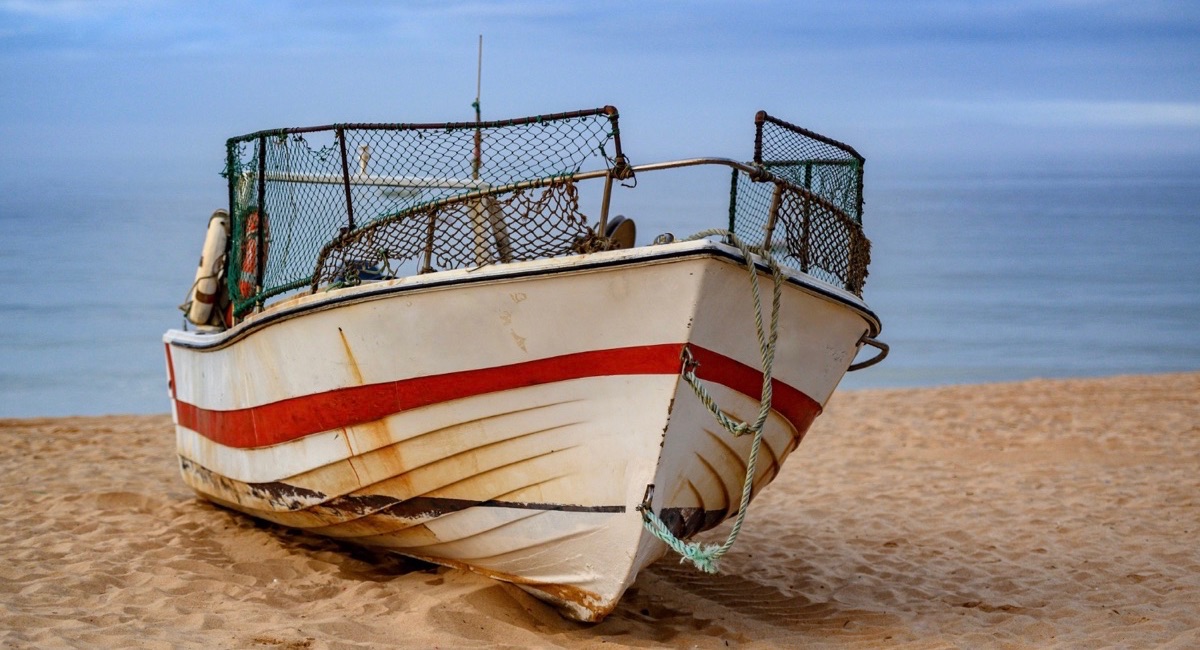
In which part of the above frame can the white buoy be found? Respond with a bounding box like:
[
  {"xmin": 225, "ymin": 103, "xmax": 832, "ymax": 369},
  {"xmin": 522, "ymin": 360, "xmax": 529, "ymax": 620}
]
[{"xmin": 186, "ymin": 209, "xmax": 230, "ymax": 326}]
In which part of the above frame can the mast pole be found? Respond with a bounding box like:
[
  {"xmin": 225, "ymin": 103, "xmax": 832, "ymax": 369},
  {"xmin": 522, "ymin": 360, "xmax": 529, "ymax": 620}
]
[{"xmin": 472, "ymin": 35, "xmax": 483, "ymax": 180}]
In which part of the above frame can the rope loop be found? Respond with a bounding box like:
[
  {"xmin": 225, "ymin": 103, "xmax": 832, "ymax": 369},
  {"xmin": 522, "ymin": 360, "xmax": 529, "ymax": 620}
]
[{"xmin": 639, "ymin": 229, "xmax": 787, "ymax": 573}]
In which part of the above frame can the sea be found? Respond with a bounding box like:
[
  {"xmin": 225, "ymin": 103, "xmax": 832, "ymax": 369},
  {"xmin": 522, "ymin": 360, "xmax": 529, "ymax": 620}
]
[{"xmin": 1, "ymin": 165, "xmax": 1198, "ymax": 418}]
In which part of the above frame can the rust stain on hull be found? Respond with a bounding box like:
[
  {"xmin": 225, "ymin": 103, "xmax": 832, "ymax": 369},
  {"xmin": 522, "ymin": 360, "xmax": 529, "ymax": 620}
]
[
  {"xmin": 180, "ymin": 456, "xmax": 623, "ymax": 522},
  {"xmin": 401, "ymin": 552, "xmax": 613, "ymax": 623},
  {"xmin": 337, "ymin": 327, "xmax": 364, "ymax": 385}
]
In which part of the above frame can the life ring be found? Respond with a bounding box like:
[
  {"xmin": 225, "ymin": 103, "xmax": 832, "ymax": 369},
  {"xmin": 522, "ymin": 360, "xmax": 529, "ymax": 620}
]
[
  {"xmin": 237, "ymin": 209, "xmax": 267, "ymax": 300},
  {"xmin": 186, "ymin": 210, "xmax": 230, "ymax": 325}
]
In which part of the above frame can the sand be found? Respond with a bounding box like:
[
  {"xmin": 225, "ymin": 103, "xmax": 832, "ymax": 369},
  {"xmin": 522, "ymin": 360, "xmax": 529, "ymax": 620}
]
[{"xmin": 2, "ymin": 372, "xmax": 1197, "ymax": 648}]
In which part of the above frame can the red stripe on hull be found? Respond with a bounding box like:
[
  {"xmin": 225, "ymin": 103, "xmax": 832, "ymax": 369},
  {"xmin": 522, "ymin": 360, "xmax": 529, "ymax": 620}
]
[{"xmin": 171, "ymin": 343, "xmax": 820, "ymax": 449}]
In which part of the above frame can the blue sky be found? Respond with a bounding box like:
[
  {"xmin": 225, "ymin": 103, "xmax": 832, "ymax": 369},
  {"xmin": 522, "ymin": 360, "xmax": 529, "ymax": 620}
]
[{"xmin": 1, "ymin": 0, "xmax": 1198, "ymax": 196}]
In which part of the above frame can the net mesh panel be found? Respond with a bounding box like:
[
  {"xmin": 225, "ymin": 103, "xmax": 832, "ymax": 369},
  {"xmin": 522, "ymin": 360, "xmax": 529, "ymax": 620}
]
[
  {"xmin": 727, "ymin": 173, "xmax": 870, "ymax": 294},
  {"xmin": 755, "ymin": 113, "xmax": 864, "ymax": 223},
  {"xmin": 727, "ymin": 113, "xmax": 870, "ymax": 294},
  {"xmin": 223, "ymin": 109, "xmax": 619, "ymax": 315},
  {"xmin": 312, "ymin": 179, "xmax": 590, "ymax": 290}
]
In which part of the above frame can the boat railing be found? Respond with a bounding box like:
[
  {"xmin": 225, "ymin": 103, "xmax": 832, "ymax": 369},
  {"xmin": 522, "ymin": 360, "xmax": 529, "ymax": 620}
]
[
  {"xmin": 618, "ymin": 157, "xmax": 869, "ymax": 293},
  {"xmin": 221, "ymin": 107, "xmax": 869, "ymax": 320}
]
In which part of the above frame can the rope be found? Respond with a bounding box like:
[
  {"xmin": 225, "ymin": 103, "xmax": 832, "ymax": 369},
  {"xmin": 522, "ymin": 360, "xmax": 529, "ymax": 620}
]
[{"xmin": 638, "ymin": 229, "xmax": 787, "ymax": 573}]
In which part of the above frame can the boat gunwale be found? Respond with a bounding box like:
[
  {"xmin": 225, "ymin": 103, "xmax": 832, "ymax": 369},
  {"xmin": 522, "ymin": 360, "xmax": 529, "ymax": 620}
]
[{"xmin": 165, "ymin": 239, "xmax": 881, "ymax": 352}]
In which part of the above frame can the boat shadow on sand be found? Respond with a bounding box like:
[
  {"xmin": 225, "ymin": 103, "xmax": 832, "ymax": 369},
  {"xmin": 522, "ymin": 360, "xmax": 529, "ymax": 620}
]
[{"xmin": 213, "ymin": 500, "xmax": 897, "ymax": 643}]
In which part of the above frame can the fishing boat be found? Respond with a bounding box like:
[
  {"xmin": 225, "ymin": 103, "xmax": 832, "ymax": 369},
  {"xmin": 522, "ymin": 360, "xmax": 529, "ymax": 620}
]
[{"xmin": 164, "ymin": 106, "xmax": 886, "ymax": 622}]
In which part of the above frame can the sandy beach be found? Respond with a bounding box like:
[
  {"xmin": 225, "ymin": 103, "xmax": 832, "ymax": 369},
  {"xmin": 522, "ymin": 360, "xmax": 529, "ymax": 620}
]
[{"xmin": 2, "ymin": 372, "xmax": 1197, "ymax": 648}]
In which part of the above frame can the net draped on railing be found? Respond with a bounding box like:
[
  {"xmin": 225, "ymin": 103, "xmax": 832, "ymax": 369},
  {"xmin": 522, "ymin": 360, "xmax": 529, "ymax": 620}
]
[
  {"xmin": 219, "ymin": 106, "xmax": 869, "ymax": 318},
  {"xmin": 728, "ymin": 112, "xmax": 869, "ymax": 293}
]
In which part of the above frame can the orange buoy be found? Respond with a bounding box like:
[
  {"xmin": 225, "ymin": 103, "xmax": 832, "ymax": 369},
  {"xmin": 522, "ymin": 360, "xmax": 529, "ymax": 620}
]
[{"xmin": 238, "ymin": 210, "xmax": 267, "ymax": 300}]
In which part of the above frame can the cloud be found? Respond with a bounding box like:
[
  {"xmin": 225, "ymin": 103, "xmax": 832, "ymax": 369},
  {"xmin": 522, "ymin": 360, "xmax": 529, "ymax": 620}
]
[
  {"xmin": 941, "ymin": 100, "xmax": 1200, "ymax": 128},
  {"xmin": 0, "ymin": 0, "xmax": 149, "ymax": 20}
]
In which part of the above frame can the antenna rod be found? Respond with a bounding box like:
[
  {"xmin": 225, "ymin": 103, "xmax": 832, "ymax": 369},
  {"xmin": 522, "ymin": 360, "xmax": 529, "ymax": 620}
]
[{"xmin": 472, "ymin": 35, "xmax": 483, "ymax": 180}]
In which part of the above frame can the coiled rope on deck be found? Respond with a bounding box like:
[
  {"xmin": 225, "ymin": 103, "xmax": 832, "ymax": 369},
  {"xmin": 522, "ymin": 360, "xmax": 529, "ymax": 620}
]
[{"xmin": 638, "ymin": 229, "xmax": 786, "ymax": 573}]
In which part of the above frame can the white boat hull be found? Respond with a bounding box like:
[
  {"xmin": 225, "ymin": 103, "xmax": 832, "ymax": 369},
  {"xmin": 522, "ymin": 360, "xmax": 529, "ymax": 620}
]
[{"xmin": 164, "ymin": 239, "xmax": 879, "ymax": 621}]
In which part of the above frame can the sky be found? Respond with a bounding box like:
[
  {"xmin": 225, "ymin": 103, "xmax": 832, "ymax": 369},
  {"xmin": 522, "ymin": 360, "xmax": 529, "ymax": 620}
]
[{"xmin": 1, "ymin": 0, "xmax": 1198, "ymax": 199}]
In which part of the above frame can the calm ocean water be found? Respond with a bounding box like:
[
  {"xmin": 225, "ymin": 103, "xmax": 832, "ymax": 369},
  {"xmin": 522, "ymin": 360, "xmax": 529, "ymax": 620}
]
[{"xmin": 1, "ymin": 168, "xmax": 1197, "ymax": 417}]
